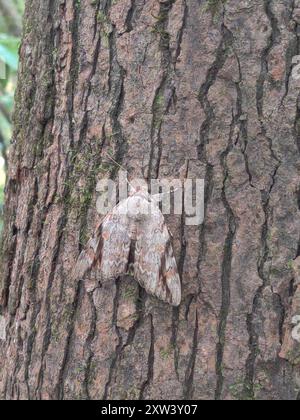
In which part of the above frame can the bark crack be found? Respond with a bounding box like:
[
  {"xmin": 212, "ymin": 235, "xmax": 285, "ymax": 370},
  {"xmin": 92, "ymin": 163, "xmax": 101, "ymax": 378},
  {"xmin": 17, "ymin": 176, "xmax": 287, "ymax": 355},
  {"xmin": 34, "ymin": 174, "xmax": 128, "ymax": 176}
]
[
  {"xmin": 147, "ymin": 0, "xmax": 176, "ymax": 180},
  {"xmin": 245, "ymin": 0, "xmax": 283, "ymax": 399},
  {"xmin": 54, "ymin": 280, "xmax": 84, "ymax": 400},
  {"xmin": 256, "ymin": 0, "xmax": 280, "ymax": 121},
  {"xmin": 198, "ymin": 23, "xmax": 233, "ymax": 161},
  {"xmin": 124, "ymin": 0, "xmax": 136, "ymax": 34},
  {"xmin": 280, "ymin": 0, "xmax": 299, "ymax": 105},
  {"xmin": 103, "ymin": 279, "xmax": 123, "ymax": 400},
  {"xmin": 196, "ymin": 18, "xmax": 234, "ymax": 312},
  {"xmin": 244, "ymin": 164, "xmax": 281, "ymax": 399},
  {"xmin": 183, "ymin": 310, "xmax": 199, "ymax": 399},
  {"xmin": 291, "ymin": 0, "xmax": 300, "ymax": 154},
  {"xmin": 83, "ymin": 292, "xmax": 98, "ymax": 400},
  {"xmin": 139, "ymin": 314, "xmax": 155, "ymax": 400},
  {"xmin": 234, "ymin": 54, "xmax": 254, "ymax": 188},
  {"xmin": 172, "ymin": 162, "xmax": 189, "ymax": 377},
  {"xmin": 215, "ymin": 110, "xmax": 237, "ymax": 400},
  {"xmin": 108, "ymin": 25, "xmax": 127, "ymax": 167},
  {"xmin": 67, "ymin": 0, "xmax": 81, "ymax": 150},
  {"xmin": 174, "ymin": 0, "xmax": 188, "ymax": 66},
  {"xmin": 35, "ymin": 214, "xmax": 67, "ymax": 398}
]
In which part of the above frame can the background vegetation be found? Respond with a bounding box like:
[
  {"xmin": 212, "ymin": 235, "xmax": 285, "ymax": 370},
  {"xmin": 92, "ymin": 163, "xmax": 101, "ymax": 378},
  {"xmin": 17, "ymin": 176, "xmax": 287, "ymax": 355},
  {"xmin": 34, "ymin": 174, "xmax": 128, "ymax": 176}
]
[{"xmin": 0, "ymin": 0, "xmax": 24, "ymax": 231}]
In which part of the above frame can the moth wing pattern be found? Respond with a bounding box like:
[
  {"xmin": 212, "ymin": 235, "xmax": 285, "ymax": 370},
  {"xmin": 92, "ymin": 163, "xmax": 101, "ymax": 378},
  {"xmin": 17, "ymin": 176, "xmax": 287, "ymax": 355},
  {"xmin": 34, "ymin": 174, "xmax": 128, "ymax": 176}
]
[
  {"xmin": 134, "ymin": 200, "xmax": 181, "ymax": 307},
  {"xmin": 74, "ymin": 200, "xmax": 131, "ymax": 281},
  {"xmin": 74, "ymin": 192, "xmax": 182, "ymax": 306}
]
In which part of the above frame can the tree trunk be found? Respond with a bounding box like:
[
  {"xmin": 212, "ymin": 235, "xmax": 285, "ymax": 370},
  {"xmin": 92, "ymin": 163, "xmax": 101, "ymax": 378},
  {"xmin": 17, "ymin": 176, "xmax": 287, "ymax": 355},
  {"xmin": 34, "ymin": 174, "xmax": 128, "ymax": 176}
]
[{"xmin": 0, "ymin": 0, "xmax": 300, "ymax": 400}]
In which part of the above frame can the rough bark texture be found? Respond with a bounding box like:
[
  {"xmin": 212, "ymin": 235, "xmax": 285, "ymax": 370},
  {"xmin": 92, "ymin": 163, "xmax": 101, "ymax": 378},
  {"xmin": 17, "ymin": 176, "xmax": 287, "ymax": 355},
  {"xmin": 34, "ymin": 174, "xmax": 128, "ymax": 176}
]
[{"xmin": 0, "ymin": 0, "xmax": 300, "ymax": 400}]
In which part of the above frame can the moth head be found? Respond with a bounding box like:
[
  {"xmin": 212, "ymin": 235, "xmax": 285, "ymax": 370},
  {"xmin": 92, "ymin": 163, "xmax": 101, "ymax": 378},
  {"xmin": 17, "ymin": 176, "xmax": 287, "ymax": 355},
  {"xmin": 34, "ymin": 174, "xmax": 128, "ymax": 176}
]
[{"xmin": 127, "ymin": 195, "xmax": 151, "ymax": 221}]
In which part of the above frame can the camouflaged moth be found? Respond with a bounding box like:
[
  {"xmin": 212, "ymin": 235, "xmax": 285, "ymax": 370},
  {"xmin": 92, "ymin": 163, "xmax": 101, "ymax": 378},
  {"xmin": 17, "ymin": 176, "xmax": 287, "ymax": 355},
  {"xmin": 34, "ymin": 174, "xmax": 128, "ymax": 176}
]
[{"xmin": 74, "ymin": 185, "xmax": 181, "ymax": 306}]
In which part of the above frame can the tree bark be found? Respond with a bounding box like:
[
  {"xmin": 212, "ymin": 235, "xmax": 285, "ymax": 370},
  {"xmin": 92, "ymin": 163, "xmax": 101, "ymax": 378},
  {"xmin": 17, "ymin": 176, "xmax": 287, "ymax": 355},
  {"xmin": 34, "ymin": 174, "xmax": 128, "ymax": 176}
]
[{"xmin": 0, "ymin": 0, "xmax": 300, "ymax": 400}]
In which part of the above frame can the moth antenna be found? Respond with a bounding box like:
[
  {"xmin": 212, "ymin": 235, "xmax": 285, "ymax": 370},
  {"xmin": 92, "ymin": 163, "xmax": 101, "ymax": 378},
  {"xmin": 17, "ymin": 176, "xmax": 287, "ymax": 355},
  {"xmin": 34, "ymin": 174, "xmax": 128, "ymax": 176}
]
[
  {"xmin": 104, "ymin": 152, "xmax": 127, "ymax": 172},
  {"xmin": 103, "ymin": 152, "xmax": 136, "ymax": 193}
]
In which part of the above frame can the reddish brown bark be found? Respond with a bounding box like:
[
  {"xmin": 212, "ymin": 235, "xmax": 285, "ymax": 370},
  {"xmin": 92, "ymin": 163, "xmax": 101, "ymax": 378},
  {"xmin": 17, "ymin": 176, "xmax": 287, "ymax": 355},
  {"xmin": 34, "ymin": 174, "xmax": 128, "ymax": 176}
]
[{"xmin": 0, "ymin": 0, "xmax": 300, "ymax": 400}]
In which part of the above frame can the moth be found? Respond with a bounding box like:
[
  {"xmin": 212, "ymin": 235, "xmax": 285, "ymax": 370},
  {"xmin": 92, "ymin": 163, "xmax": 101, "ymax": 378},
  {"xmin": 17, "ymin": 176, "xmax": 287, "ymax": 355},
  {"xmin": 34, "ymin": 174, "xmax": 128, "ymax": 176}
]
[{"xmin": 74, "ymin": 185, "xmax": 181, "ymax": 306}]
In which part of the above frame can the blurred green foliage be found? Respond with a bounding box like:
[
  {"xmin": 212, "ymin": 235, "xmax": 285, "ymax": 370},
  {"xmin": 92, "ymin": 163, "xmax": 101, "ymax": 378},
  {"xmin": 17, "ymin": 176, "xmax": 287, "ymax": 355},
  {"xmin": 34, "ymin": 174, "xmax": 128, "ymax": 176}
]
[{"xmin": 0, "ymin": 0, "xmax": 24, "ymax": 231}]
